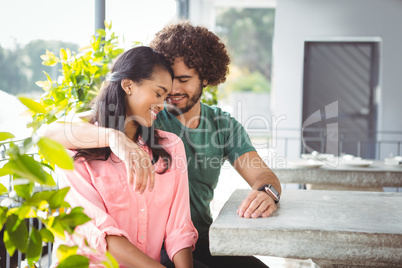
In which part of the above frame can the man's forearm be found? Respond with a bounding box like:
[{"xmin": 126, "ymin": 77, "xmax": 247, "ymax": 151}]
[
  {"xmin": 234, "ymin": 151, "xmax": 282, "ymax": 195},
  {"xmin": 44, "ymin": 120, "xmax": 112, "ymax": 149},
  {"xmin": 234, "ymin": 151, "xmax": 282, "ymax": 218},
  {"xmin": 252, "ymin": 169, "xmax": 281, "ymax": 195}
]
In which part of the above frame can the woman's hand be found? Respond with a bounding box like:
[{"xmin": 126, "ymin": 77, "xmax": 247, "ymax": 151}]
[{"xmin": 108, "ymin": 129, "xmax": 155, "ymax": 193}]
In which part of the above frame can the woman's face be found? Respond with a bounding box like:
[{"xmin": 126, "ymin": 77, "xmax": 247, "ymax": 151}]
[{"xmin": 125, "ymin": 69, "xmax": 172, "ymax": 128}]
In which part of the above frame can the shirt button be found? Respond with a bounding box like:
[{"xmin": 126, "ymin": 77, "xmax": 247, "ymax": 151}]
[
  {"xmin": 140, "ymin": 236, "xmax": 144, "ymax": 239},
  {"xmin": 140, "ymin": 208, "xmax": 144, "ymax": 212}
]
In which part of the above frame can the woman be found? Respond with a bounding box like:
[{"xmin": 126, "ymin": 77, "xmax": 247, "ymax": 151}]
[{"xmin": 53, "ymin": 46, "xmax": 198, "ymax": 268}]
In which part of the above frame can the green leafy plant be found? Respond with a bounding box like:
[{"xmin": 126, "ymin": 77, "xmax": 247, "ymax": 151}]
[
  {"xmin": 223, "ymin": 66, "xmax": 270, "ymax": 95},
  {"xmin": 201, "ymin": 85, "xmax": 218, "ymax": 106},
  {"xmin": 0, "ymin": 132, "xmax": 89, "ymax": 267},
  {"xmin": 0, "ymin": 21, "xmax": 122, "ymax": 267},
  {"xmin": 33, "ymin": 21, "xmax": 124, "ymax": 132}
]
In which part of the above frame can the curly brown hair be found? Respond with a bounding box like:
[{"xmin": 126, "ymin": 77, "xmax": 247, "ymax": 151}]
[{"xmin": 150, "ymin": 21, "xmax": 230, "ymax": 86}]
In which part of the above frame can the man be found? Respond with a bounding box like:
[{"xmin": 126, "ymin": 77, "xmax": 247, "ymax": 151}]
[{"xmin": 46, "ymin": 22, "xmax": 281, "ymax": 267}]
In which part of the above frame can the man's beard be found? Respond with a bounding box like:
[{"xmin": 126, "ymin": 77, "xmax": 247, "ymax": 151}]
[{"xmin": 167, "ymin": 83, "xmax": 203, "ymax": 116}]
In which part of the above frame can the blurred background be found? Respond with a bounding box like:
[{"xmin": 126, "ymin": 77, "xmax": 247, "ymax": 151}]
[{"xmin": 0, "ymin": 0, "xmax": 275, "ymax": 142}]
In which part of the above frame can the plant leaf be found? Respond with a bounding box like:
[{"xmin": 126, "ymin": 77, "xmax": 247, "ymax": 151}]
[
  {"xmin": 18, "ymin": 96, "xmax": 46, "ymax": 114},
  {"xmin": 60, "ymin": 48, "xmax": 68, "ymax": 61},
  {"xmin": 58, "ymin": 254, "xmax": 89, "ymax": 268},
  {"xmin": 78, "ymin": 45, "xmax": 92, "ymax": 52},
  {"xmin": 104, "ymin": 44, "xmax": 115, "ymax": 54},
  {"xmin": 41, "ymin": 50, "xmax": 60, "ymax": 66},
  {"xmin": 39, "ymin": 227, "xmax": 54, "ymax": 243},
  {"xmin": 37, "ymin": 137, "xmax": 74, "ymax": 170},
  {"xmin": 111, "ymin": 48, "xmax": 124, "ymax": 57},
  {"xmin": 0, "ymin": 165, "xmax": 11, "ymax": 177},
  {"xmin": 104, "ymin": 21, "xmax": 112, "ymax": 30},
  {"xmin": 96, "ymin": 29, "xmax": 106, "ymax": 37},
  {"xmin": 27, "ymin": 227, "xmax": 43, "ymax": 266},
  {"xmin": 6, "ymin": 155, "xmax": 55, "ymax": 186},
  {"xmin": 3, "ymin": 228, "xmax": 17, "ymax": 257},
  {"xmin": 59, "ymin": 206, "xmax": 91, "ymax": 229},
  {"xmin": 43, "ymin": 71, "xmax": 53, "ymax": 84},
  {"xmin": 48, "ymin": 187, "xmax": 70, "ymax": 209},
  {"xmin": 46, "ymin": 217, "xmax": 66, "ymax": 239},
  {"xmin": 6, "ymin": 214, "xmax": 29, "ymax": 252},
  {"xmin": 28, "ymin": 190, "xmax": 55, "ymax": 207},
  {"xmin": 17, "ymin": 203, "xmax": 37, "ymax": 219},
  {"xmin": 40, "ymin": 161, "xmax": 55, "ymax": 171},
  {"xmin": 0, "ymin": 206, "xmax": 8, "ymax": 225},
  {"xmin": 14, "ymin": 181, "xmax": 35, "ymax": 200},
  {"xmin": 43, "ymin": 98, "xmax": 55, "ymax": 106},
  {"xmin": 76, "ymin": 75, "xmax": 90, "ymax": 86},
  {"xmin": 0, "ymin": 183, "xmax": 8, "ymax": 195},
  {"xmin": 0, "ymin": 132, "xmax": 15, "ymax": 142},
  {"xmin": 56, "ymin": 245, "xmax": 79, "ymax": 262},
  {"xmin": 102, "ymin": 251, "xmax": 119, "ymax": 268},
  {"xmin": 35, "ymin": 80, "xmax": 49, "ymax": 88}
]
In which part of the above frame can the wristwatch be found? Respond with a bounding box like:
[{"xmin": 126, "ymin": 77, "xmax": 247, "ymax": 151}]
[{"xmin": 258, "ymin": 184, "xmax": 280, "ymax": 204}]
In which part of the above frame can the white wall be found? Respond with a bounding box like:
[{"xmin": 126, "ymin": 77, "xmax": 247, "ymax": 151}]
[
  {"xmin": 188, "ymin": 0, "xmax": 214, "ymax": 28},
  {"xmin": 272, "ymin": 0, "xmax": 402, "ymax": 135}
]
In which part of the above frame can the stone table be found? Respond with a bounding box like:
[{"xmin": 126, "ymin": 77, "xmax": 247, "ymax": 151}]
[
  {"xmin": 272, "ymin": 160, "xmax": 402, "ymax": 191},
  {"xmin": 209, "ymin": 189, "xmax": 402, "ymax": 267}
]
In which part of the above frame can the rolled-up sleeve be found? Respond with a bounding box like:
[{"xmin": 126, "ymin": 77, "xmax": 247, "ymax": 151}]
[
  {"xmin": 60, "ymin": 159, "xmax": 129, "ymax": 254},
  {"xmin": 164, "ymin": 141, "xmax": 198, "ymax": 260}
]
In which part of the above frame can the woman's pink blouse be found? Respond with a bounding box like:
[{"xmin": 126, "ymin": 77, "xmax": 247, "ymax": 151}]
[{"xmin": 56, "ymin": 130, "xmax": 198, "ymax": 264}]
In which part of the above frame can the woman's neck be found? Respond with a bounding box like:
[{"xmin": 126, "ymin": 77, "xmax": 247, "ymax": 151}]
[{"xmin": 124, "ymin": 120, "xmax": 139, "ymax": 141}]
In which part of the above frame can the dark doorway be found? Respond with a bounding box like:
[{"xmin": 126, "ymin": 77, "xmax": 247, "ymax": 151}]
[{"xmin": 302, "ymin": 41, "xmax": 380, "ymax": 159}]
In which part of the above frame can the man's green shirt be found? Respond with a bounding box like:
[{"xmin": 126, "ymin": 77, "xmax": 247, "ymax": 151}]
[{"xmin": 155, "ymin": 103, "xmax": 255, "ymax": 238}]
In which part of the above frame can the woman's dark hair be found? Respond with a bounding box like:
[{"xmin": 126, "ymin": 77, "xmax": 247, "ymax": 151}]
[{"xmin": 74, "ymin": 46, "xmax": 174, "ymax": 174}]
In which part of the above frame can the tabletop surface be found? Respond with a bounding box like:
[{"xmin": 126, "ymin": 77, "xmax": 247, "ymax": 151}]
[
  {"xmin": 211, "ymin": 189, "xmax": 402, "ymax": 234},
  {"xmin": 209, "ymin": 189, "xmax": 402, "ymax": 265}
]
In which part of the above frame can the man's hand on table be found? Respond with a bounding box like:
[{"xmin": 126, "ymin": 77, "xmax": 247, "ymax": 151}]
[{"xmin": 237, "ymin": 189, "xmax": 277, "ymax": 218}]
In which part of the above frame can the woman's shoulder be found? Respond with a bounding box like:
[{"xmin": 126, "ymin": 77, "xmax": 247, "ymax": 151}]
[
  {"xmin": 67, "ymin": 149, "xmax": 125, "ymax": 178},
  {"xmin": 156, "ymin": 129, "xmax": 181, "ymax": 143},
  {"xmin": 156, "ymin": 130, "xmax": 184, "ymax": 153}
]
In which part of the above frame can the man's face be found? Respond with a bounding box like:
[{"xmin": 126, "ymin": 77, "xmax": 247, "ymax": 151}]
[{"xmin": 165, "ymin": 58, "xmax": 206, "ymax": 116}]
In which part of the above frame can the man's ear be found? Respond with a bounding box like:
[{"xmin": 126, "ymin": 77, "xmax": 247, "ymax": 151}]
[
  {"xmin": 121, "ymin": 79, "xmax": 132, "ymax": 94},
  {"xmin": 202, "ymin": 79, "xmax": 208, "ymax": 88}
]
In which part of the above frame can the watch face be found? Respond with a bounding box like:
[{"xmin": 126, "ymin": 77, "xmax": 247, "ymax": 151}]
[
  {"xmin": 266, "ymin": 186, "xmax": 279, "ymax": 196},
  {"xmin": 258, "ymin": 184, "xmax": 280, "ymax": 203},
  {"xmin": 265, "ymin": 185, "xmax": 280, "ymax": 201}
]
